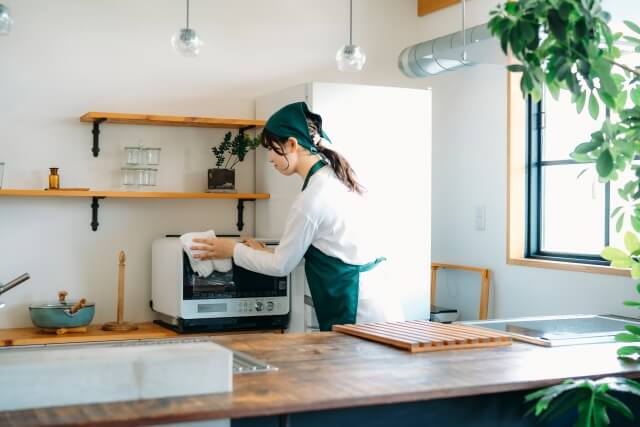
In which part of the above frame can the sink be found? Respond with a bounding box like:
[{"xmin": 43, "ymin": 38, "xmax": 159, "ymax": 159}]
[
  {"xmin": 0, "ymin": 337, "xmax": 233, "ymax": 411},
  {"xmin": 461, "ymin": 314, "xmax": 640, "ymax": 346}
]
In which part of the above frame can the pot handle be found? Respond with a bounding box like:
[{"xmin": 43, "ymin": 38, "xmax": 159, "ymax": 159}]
[
  {"xmin": 67, "ymin": 298, "xmax": 86, "ymax": 316},
  {"xmin": 58, "ymin": 291, "xmax": 68, "ymax": 303}
]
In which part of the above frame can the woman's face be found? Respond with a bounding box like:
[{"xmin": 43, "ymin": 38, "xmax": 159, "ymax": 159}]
[{"xmin": 268, "ymin": 137, "xmax": 298, "ymax": 176}]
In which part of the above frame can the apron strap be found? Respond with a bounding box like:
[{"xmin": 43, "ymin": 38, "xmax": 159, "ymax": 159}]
[
  {"xmin": 301, "ymin": 160, "xmax": 327, "ymax": 191},
  {"xmin": 358, "ymin": 257, "xmax": 387, "ymax": 273}
]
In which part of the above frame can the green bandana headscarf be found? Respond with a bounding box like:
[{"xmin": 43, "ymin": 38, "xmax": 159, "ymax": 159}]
[{"xmin": 264, "ymin": 102, "xmax": 331, "ymax": 154}]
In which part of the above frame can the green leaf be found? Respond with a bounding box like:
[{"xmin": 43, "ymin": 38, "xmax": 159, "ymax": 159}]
[
  {"xmin": 507, "ymin": 64, "xmax": 526, "ymax": 73},
  {"xmin": 625, "ymin": 20, "xmax": 640, "ymax": 36},
  {"xmin": 632, "ymin": 215, "xmax": 640, "ymax": 233},
  {"xmin": 590, "ymin": 93, "xmax": 601, "ymax": 119},
  {"xmin": 631, "ymin": 88, "xmax": 640, "ymax": 108},
  {"xmin": 624, "ymin": 324, "xmax": 640, "ymax": 335},
  {"xmin": 611, "ymin": 206, "xmax": 623, "ymax": 218},
  {"xmin": 548, "ymin": 9, "xmax": 567, "ymax": 42},
  {"xmin": 593, "ymin": 401, "xmax": 609, "ymax": 427},
  {"xmin": 604, "ymin": 378, "xmax": 640, "ymax": 397},
  {"xmin": 599, "ymin": 90, "xmax": 617, "ymax": 110},
  {"xmin": 576, "ymin": 91, "xmax": 587, "ymax": 113},
  {"xmin": 596, "ymin": 149, "xmax": 613, "ymax": 177},
  {"xmin": 616, "ymin": 332, "xmax": 640, "ymax": 342},
  {"xmin": 616, "ymin": 214, "xmax": 625, "ymax": 234},
  {"xmin": 624, "ymin": 35, "xmax": 640, "ymax": 45},
  {"xmin": 519, "ymin": 21, "xmax": 536, "ymax": 43},
  {"xmin": 624, "ymin": 232, "xmax": 640, "ymax": 253},
  {"xmin": 633, "ymin": 262, "xmax": 640, "ymax": 279},
  {"xmin": 574, "ymin": 140, "xmax": 601, "ymax": 154},
  {"xmin": 623, "ymin": 300, "xmax": 640, "ymax": 307},
  {"xmin": 617, "ymin": 345, "xmax": 640, "ymax": 357},
  {"xmin": 601, "ymin": 247, "xmax": 630, "ymax": 261}
]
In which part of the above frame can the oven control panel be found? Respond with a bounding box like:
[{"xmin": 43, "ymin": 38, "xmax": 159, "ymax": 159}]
[{"xmin": 237, "ymin": 298, "xmax": 282, "ymax": 314}]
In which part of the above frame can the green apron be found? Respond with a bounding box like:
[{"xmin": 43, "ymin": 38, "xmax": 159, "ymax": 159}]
[{"xmin": 301, "ymin": 160, "xmax": 386, "ymax": 331}]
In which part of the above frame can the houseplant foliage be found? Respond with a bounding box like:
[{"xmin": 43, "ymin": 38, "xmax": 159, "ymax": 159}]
[
  {"xmin": 211, "ymin": 131, "xmax": 261, "ymax": 170},
  {"xmin": 525, "ymin": 377, "xmax": 640, "ymax": 426},
  {"xmin": 489, "ymin": 0, "xmax": 640, "ymax": 424}
]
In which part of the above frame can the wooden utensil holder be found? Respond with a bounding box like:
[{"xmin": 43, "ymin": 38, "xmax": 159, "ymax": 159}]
[{"xmin": 103, "ymin": 251, "xmax": 138, "ymax": 332}]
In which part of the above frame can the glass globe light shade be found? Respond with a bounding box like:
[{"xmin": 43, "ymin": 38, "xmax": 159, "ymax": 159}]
[
  {"xmin": 171, "ymin": 28, "xmax": 203, "ymax": 57},
  {"xmin": 0, "ymin": 4, "xmax": 13, "ymax": 35},
  {"xmin": 336, "ymin": 44, "xmax": 366, "ymax": 72}
]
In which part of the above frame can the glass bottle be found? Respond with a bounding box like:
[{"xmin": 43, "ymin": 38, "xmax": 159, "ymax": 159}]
[{"xmin": 48, "ymin": 167, "xmax": 60, "ymax": 189}]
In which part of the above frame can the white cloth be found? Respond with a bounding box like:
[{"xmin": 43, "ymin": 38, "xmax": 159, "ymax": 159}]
[
  {"xmin": 233, "ymin": 166, "xmax": 405, "ymax": 324},
  {"xmin": 180, "ymin": 230, "xmax": 232, "ymax": 277}
]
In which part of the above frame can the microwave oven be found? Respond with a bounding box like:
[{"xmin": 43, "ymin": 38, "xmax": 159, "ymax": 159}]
[{"xmin": 151, "ymin": 237, "xmax": 290, "ymax": 333}]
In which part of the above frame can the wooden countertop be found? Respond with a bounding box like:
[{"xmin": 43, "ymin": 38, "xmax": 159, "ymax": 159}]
[
  {"xmin": 0, "ymin": 322, "xmax": 278, "ymax": 347},
  {"xmin": 2, "ymin": 332, "xmax": 640, "ymax": 426}
]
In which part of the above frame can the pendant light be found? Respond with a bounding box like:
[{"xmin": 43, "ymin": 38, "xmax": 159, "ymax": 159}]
[
  {"xmin": 336, "ymin": 0, "xmax": 366, "ymax": 72},
  {"xmin": 171, "ymin": 0, "xmax": 203, "ymax": 57},
  {"xmin": 0, "ymin": 4, "xmax": 13, "ymax": 35}
]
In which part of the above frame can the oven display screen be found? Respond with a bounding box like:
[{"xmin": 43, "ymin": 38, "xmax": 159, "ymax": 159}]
[{"xmin": 182, "ymin": 253, "xmax": 288, "ymax": 300}]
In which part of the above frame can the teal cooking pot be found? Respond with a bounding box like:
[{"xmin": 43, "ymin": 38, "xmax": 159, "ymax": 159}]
[{"xmin": 29, "ymin": 291, "xmax": 95, "ymax": 329}]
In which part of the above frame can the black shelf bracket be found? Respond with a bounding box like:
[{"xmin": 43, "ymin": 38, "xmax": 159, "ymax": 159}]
[
  {"xmin": 91, "ymin": 118, "xmax": 107, "ymax": 158},
  {"xmin": 238, "ymin": 125, "xmax": 256, "ymax": 137},
  {"xmin": 236, "ymin": 198, "xmax": 256, "ymax": 232},
  {"xmin": 91, "ymin": 196, "xmax": 106, "ymax": 231}
]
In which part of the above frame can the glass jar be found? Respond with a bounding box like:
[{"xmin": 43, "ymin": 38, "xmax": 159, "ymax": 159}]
[
  {"xmin": 142, "ymin": 147, "xmax": 161, "ymax": 165},
  {"xmin": 125, "ymin": 146, "xmax": 142, "ymax": 165},
  {"xmin": 0, "ymin": 162, "xmax": 5, "ymax": 189},
  {"xmin": 121, "ymin": 167, "xmax": 140, "ymax": 186},
  {"xmin": 141, "ymin": 168, "xmax": 157, "ymax": 186}
]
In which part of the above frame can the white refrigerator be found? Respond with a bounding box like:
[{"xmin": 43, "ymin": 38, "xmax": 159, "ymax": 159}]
[{"xmin": 255, "ymin": 82, "xmax": 431, "ymax": 332}]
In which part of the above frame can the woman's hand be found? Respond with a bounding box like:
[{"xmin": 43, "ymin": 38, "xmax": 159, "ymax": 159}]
[
  {"xmin": 241, "ymin": 239, "xmax": 275, "ymax": 253},
  {"xmin": 241, "ymin": 239, "xmax": 266, "ymax": 250},
  {"xmin": 191, "ymin": 237, "xmax": 237, "ymax": 260}
]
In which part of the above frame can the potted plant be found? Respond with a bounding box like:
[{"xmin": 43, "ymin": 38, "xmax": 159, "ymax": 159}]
[
  {"xmin": 490, "ymin": 0, "xmax": 640, "ymax": 424},
  {"xmin": 208, "ymin": 131, "xmax": 261, "ymax": 192}
]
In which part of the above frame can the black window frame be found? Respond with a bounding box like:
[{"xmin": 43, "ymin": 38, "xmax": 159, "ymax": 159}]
[{"xmin": 525, "ymin": 93, "xmax": 610, "ymax": 266}]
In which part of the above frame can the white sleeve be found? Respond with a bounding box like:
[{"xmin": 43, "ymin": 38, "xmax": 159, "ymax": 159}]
[{"xmin": 233, "ymin": 206, "xmax": 318, "ymax": 276}]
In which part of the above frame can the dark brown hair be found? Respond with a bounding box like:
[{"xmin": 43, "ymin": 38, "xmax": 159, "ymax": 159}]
[{"xmin": 261, "ymin": 116, "xmax": 364, "ymax": 194}]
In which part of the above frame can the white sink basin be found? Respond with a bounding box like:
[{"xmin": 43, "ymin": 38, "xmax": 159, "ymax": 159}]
[{"xmin": 0, "ymin": 339, "xmax": 233, "ymax": 412}]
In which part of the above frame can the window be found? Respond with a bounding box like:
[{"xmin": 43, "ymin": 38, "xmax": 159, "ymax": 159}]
[
  {"xmin": 525, "ymin": 89, "xmax": 609, "ymax": 265},
  {"xmin": 507, "ymin": 72, "xmax": 628, "ymax": 276}
]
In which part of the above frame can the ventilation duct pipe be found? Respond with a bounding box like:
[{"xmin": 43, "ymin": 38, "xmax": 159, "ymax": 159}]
[{"xmin": 399, "ymin": 23, "xmax": 504, "ymax": 78}]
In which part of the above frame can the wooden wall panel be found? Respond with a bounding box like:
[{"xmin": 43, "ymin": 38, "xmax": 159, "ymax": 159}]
[{"xmin": 418, "ymin": 0, "xmax": 460, "ymax": 16}]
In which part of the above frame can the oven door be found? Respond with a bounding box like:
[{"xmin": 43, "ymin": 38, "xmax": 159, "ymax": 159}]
[{"xmin": 180, "ymin": 254, "xmax": 290, "ymax": 318}]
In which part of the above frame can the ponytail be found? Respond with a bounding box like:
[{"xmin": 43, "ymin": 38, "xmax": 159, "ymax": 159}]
[
  {"xmin": 305, "ymin": 117, "xmax": 364, "ymax": 195},
  {"xmin": 316, "ymin": 143, "xmax": 364, "ymax": 194}
]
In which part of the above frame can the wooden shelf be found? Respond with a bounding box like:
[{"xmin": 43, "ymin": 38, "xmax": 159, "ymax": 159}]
[
  {"xmin": 0, "ymin": 189, "xmax": 270, "ymax": 200},
  {"xmin": 80, "ymin": 112, "xmax": 266, "ymax": 129},
  {"xmin": 0, "ymin": 190, "xmax": 269, "ymax": 231},
  {"xmin": 80, "ymin": 112, "xmax": 265, "ymax": 158}
]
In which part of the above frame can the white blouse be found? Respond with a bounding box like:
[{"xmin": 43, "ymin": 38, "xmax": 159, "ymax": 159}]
[{"xmin": 233, "ymin": 166, "xmax": 380, "ymax": 276}]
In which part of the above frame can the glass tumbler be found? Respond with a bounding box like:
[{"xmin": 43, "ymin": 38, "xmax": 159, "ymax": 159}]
[
  {"xmin": 141, "ymin": 168, "xmax": 158, "ymax": 186},
  {"xmin": 121, "ymin": 167, "xmax": 139, "ymax": 186},
  {"xmin": 142, "ymin": 148, "xmax": 161, "ymax": 165},
  {"xmin": 125, "ymin": 146, "xmax": 142, "ymax": 165}
]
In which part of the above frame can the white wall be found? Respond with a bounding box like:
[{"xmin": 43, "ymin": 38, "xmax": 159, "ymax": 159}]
[
  {"xmin": 423, "ymin": 0, "xmax": 640, "ymax": 320},
  {"xmin": 0, "ymin": 0, "xmax": 424, "ymax": 328}
]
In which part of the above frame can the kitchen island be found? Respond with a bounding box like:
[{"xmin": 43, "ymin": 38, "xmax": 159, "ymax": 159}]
[{"xmin": 2, "ymin": 331, "xmax": 640, "ymax": 426}]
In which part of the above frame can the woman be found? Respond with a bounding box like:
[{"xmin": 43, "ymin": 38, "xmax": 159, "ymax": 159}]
[{"xmin": 192, "ymin": 102, "xmax": 404, "ymax": 331}]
